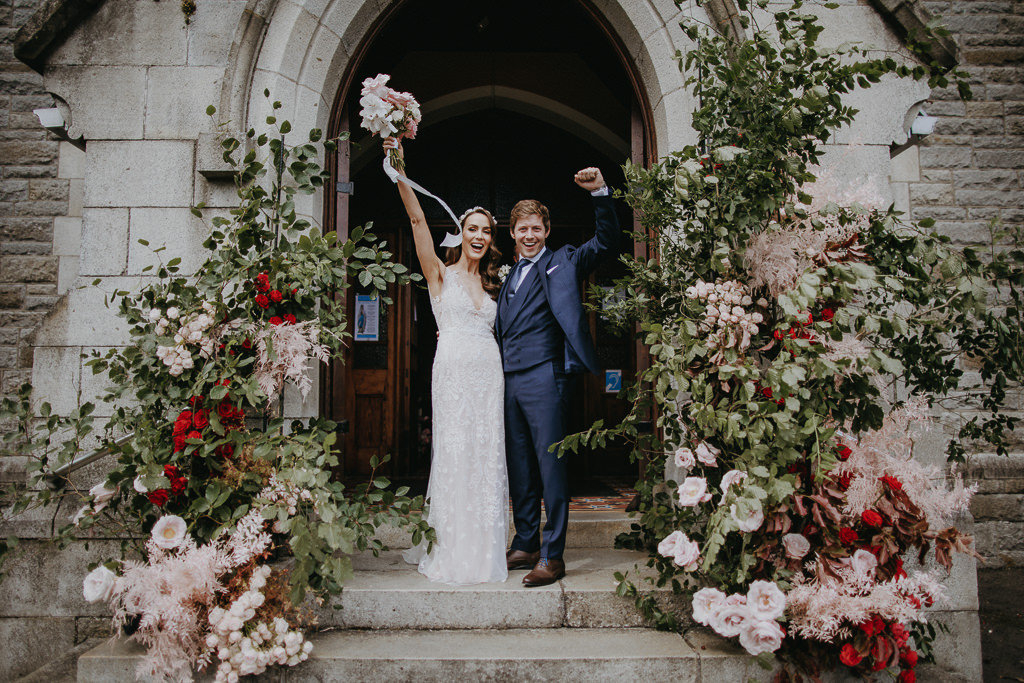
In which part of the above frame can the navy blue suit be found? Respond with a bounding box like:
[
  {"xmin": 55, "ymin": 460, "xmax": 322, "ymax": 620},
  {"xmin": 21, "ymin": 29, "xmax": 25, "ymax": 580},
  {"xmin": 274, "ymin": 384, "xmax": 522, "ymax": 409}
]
[{"xmin": 496, "ymin": 194, "xmax": 620, "ymax": 560}]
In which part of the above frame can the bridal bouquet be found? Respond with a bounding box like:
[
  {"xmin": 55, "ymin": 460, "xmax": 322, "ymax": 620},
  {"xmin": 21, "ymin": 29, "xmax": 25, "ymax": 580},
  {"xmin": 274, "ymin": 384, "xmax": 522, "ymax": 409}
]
[{"xmin": 358, "ymin": 73, "xmax": 421, "ymax": 172}]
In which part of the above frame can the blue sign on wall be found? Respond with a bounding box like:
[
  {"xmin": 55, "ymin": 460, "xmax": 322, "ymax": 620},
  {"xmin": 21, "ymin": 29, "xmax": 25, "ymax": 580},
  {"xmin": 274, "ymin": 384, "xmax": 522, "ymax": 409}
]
[{"xmin": 605, "ymin": 369, "xmax": 622, "ymax": 393}]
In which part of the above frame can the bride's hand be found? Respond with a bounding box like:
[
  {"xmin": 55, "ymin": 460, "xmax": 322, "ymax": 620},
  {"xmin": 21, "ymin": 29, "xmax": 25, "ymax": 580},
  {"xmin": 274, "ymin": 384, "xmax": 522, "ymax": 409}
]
[{"xmin": 383, "ymin": 137, "xmax": 405, "ymax": 160}]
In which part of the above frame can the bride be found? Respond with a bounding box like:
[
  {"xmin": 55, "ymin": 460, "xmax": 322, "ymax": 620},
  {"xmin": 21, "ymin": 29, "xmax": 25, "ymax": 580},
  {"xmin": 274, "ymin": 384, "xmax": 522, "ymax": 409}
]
[{"xmin": 384, "ymin": 137, "xmax": 509, "ymax": 585}]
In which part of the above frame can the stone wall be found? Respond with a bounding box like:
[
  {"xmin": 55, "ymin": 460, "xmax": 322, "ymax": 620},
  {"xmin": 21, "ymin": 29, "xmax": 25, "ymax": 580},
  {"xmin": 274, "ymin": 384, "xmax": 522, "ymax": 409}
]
[
  {"xmin": 0, "ymin": 0, "xmax": 66, "ymax": 408},
  {"xmin": 914, "ymin": 1, "xmax": 1024, "ymax": 568}
]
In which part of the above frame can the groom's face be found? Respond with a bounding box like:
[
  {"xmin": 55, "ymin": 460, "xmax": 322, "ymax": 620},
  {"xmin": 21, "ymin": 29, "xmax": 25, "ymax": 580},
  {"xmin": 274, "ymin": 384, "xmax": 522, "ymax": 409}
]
[{"xmin": 511, "ymin": 214, "xmax": 549, "ymax": 260}]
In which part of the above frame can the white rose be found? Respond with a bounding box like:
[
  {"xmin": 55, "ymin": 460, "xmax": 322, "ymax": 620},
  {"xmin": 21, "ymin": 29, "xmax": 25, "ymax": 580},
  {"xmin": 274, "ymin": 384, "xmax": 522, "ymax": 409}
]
[
  {"xmin": 695, "ymin": 441, "xmax": 719, "ymax": 466},
  {"xmin": 738, "ymin": 617, "xmax": 785, "ymax": 655},
  {"xmin": 89, "ymin": 482, "xmax": 118, "ymax": 504},
  {"xmin": 672, "ymin": 534, "xmax": 701, "ymax": 571},
  {"xmin": 657, "ymin": 530, "xmax": 685, "ymax": 560},
  {"xmin": 709, "ymin": 600, "xmax": 750, "ymax": 638},
  {"xmin": 746, "ymin": 580, "xmax": 786, "ymax": 621},
  {"xmin": 782, "ymin": 533, "xmax": 811, "ymax": 560},
  {"xmin": 151, "ymin": 515, "xmax": 187, "ymax": 550},
  {"xmin": 148, "ymin": 308, "xmax": 162, "ymax": 323},
  {"xmin": 677, "ymin": 476, "xmax": 712, "ymax": 506},
  {"xmin": 730, "ymin": 499, "xmax": 764, "ymax": 533},
  {"xmin": 83, "ymin": 565, "xmax": 117, "ymax": 603},
  {"xmin": 849, "ymin": 548, "xmax": 878, "ymax": 578},
  {"xmin": 166, "ymin": 306, "xmax": 180, "ymax": 320},
  {"xmin": 692, "ymin": 587, "xmax": 727, "ymax": 626},
  {"xmin": 673, "ymin": 447, "xmax": 695, "ymax": 469}
]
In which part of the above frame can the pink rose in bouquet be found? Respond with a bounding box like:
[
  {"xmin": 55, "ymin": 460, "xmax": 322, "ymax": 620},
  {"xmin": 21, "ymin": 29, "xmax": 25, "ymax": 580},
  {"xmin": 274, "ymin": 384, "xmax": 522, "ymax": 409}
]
[{"xmin": 359, "ymin": 73, "xmax": 422, "ymax": 171}]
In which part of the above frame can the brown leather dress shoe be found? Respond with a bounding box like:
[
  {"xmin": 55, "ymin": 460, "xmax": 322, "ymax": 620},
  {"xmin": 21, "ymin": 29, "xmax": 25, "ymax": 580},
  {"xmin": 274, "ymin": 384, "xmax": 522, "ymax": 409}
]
[
  {"xmin": 522, "ymin": 558, "xmax": 566, "ymax": 587},
  {"xmin": 506, "ymin": 549, "xmax": 540, "ymax": 571}
]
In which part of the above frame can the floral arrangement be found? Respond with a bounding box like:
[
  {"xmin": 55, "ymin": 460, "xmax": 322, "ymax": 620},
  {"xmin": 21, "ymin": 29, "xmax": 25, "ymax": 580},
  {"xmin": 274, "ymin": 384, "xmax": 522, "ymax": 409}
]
[
  {"xmin": 359, "ymin": 73, "xmax": 421, "ymax": 171},
  {"xmin": 560, "ymin": 2, "xmax": 1020, "ymax": 680},
  {"xmin": 1, "ymin": 93, "xmax": 434, "ymax": 681}
]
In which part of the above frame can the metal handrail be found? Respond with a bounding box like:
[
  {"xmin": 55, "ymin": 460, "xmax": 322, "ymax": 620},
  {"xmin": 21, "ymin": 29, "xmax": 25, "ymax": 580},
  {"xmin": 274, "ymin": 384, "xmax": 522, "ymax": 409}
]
[{"xmin": 42, "ymin": 431, "xmax": 135, "ymax": 490}]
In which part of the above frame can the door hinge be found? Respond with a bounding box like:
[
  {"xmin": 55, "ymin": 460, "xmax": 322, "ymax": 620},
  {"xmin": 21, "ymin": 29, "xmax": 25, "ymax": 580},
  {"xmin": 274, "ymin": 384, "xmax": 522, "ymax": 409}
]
[{"xmin": 336, "ymin": 181, "xmax": 355, "ymax": 195}]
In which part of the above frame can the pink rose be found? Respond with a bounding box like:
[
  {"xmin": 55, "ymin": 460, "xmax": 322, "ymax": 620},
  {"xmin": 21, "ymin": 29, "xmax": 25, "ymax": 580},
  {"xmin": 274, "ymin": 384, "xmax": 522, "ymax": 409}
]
[
  {"xmin": 361, "ymin": 73, "xmax": 391, "ymax": 98},
  {"xmin": 850, "ymin": 548, "xmax": 878, "ymax": 578},
  {"xmin": 782, "ymin": 532, "xmax": 811, "ymax": 560},
  {"xmin": 674, "ymin": 447, "xmax": 695, "ymax": 469},
  {"xmin": 730, "ymin": 499, "xmax": 764, "ymax": 533},
  {"xmin": 710, "ymin": 601, "xmax": 750, "ymax": 637},
  {"xmin": 746, "ymin": 580, "xmax": 786, "ymax": 621},
  {"xmin": 691, "ymin": 587, "xmax": 727, "ymax": 626},
  {"xmin": 672, "ymin": 534, "xmax": 701, "ymax": 570},
  {"xmin": 695, "ymin": 441, "xmax": 719, "ymax": 466},
  {"xmin": 719, "ymin": 469, "xmax": 747, "ymax": 503},
  {"xmin": 739, "ymin": 618, "xmax": 785, "ymax": 655},
  {"xmin": 677, "ymin": 476, "xmax": 712, "ymax": 506},
  {"xmin": 657, "ymin": 530, "xmax": 685, "ymax": 560}
]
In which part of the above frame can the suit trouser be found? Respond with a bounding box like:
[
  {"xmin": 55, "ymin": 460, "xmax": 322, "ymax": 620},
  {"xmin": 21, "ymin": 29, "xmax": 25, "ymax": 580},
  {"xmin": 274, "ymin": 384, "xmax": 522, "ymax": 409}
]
[{"xmin": 504, "ymin": 360, "xmax": 573, "ymax": 560}]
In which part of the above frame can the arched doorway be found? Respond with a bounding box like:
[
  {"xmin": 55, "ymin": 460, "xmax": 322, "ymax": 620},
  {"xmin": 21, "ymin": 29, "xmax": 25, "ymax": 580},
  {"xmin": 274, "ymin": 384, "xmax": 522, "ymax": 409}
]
[{"xmin": 321, "ymin": 0, "xmax": 654, "ymax": 496}]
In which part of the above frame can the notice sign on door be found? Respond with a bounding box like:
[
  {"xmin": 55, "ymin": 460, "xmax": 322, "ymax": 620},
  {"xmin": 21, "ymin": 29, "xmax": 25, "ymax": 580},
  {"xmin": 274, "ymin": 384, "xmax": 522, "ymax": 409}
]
[
  {"xmin": 605, "ymin": 369, "xmax": 622, "ymax": 393},
  {"xmin": 355, "ymin": 293, "xmax": 380, "ymax": 342}
]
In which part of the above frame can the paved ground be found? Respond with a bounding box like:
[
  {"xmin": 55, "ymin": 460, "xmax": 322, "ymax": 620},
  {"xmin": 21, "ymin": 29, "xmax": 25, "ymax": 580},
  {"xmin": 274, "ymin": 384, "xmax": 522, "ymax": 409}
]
[{"xmin": 979, "ymin": 568, "xmax": 1024, "ymax": 682}]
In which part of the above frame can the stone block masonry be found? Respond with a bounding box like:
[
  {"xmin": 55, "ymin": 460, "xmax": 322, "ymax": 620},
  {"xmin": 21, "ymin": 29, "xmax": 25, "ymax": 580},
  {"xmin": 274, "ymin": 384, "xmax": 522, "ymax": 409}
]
[
  {"xmin": 917, "ymin": 1, "xmax": 1024, "ymax": 569},
  {"xmin": 0, "ymin": 0, "xmax": 71, "ymax": 411}
]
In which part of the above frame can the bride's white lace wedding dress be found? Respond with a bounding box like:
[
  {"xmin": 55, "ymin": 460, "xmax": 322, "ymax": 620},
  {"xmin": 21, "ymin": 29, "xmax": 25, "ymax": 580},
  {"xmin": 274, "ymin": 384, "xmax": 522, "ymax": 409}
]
[{"xmin": 402, "ymin": 266, "xmax": 509, "ymax": 585}]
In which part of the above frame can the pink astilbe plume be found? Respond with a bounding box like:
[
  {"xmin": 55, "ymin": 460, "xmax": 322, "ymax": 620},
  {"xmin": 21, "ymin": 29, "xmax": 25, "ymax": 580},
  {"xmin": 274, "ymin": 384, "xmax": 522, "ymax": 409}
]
[
  {"xmin": 111, "ymin": 538, "xmax": 231, "ymax": 682},
  {"xmin": 786, "ymin": 560, "xmax": 945, "ymax": 642},
  {"xmin": 835, "ymin": 402, "xmax": 977, "ymax": 525},
  {"xmin": 253, "ymin": 321, "xmax": 329, "ymax": 398}
]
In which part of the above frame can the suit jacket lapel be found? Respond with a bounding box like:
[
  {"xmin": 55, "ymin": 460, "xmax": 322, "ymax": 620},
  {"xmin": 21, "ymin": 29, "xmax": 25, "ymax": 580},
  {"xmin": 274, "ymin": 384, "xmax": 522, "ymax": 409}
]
[{"xmin": 504, "ymin": 250, "xmax": 553, "ymax": 332}]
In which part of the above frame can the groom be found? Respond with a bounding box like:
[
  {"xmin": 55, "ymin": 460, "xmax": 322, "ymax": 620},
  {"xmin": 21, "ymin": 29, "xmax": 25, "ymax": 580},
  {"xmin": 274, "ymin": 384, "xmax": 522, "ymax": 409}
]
[{"xmin": 497, "ymin": 167, "xmax": 620, "ymax": 587}]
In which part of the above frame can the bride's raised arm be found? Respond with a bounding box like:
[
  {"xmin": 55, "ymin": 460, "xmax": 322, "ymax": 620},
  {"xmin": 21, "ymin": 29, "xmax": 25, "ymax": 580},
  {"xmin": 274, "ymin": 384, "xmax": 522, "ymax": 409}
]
[{"xmin": 383, "ymin": 138, "xmax": 445, "ymax": 297}]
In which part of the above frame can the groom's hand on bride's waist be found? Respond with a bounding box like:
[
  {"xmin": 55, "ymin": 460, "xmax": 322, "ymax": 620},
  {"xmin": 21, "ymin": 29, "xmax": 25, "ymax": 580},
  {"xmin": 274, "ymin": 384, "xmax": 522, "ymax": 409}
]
[{"xmin": 574, "ymin": 167, "xmax": 606, "ymax": 193}]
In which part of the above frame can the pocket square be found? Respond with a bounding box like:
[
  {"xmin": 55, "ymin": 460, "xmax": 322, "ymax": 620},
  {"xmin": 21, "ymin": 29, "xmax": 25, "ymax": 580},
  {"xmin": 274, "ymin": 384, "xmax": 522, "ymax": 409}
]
[{"xmin": 546, "ymin": 265, "xmax": 559, "ymax": 275}]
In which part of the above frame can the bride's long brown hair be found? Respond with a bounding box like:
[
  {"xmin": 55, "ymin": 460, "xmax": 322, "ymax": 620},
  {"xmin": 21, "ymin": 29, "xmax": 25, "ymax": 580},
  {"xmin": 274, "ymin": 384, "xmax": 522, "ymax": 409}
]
[{"xmin": 444, "ymin": 208, "xmax": 503, "ymax": 299}]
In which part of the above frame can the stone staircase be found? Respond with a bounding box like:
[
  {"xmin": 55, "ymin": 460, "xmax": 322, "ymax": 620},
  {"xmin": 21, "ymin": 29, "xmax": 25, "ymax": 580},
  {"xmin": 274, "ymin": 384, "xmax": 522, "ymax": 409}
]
[{"xmin": 75, "ymin": 512, "xmax": 766, "ymax": 682}]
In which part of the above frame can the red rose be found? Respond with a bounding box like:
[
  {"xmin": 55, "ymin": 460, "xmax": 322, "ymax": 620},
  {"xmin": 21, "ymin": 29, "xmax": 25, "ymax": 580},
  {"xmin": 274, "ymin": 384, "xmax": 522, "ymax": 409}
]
[
  {"xmin": 900, "ymin": 649, "xmax": 918, "ymax": 668},
  {"xmin": 776, "ymin": 398, "xmax": 785, "ymax": 406},
  {"xmin": 837, "ymin": 445, "xmax": 852, "ymax": 460},
  {"xmin": 283, "ymin": 314, "xmax": 296, "ymax": 324},
  {"xmin": 218, "ymin": 379, "xmax": 230, "ymax": 386},
  {"xmin": 172, "ymin": 418, "xmax": 190, "ymax": 436},
  {"xmin": 173, "ymin": 434, "xmax": 187, "ymax": 452},
  {"xmin": 216, "ymin": 444, "xmax": 234, "ymax": 459},
  {"xmin": 898, "ymin": 670, "xmax": 916, "ymax": 683},
  {"xmin": 838, "ymin": 527, "xmax": 858, "ymax": 544},
  {"xmin": 291, "ymin": 288, "xmax": 298, "ymax": 295},
  {"xmin": 839, "ymin": 643, "xmax": 863, "ymax": 666},
  {"xmin": 217, "ymin": 401, "xmax": 235, "ymax": 420},
  {"xmin": 242, "ymin": 338, "xmax": 252, "ymax": 349},
  {"xmin": 147, "ymin": 489, "xmax": 169, "ymax": 507},
  {"xmin": 192, "ymin": 409, "xmax": 209, "ymax": 429},
  {"xmin": 170, "ymin": 476, "xmax": 187, "ymax": 495},
  {"xmin": 187, "ymin": 430, "xmax": 203, "ymax": 442},
  {"xmin": 189, "ymin": 395, "xmax": 204, "ymax": 407},
  {"xmin": 255, "ymin": 293, "xmax": 270, "ymax": 309},
  {"xmin": 270, "ymin": 289, "xmax": 283, "ymax": 303},
  {"xmin": 269, "ymin": 316, "xmax": 283, "ymax": 326},
  {"xmin": 861, "ymin": 509, "xmax": 884, "ymax": 527},
  {"xmin": 163, "ymin": 464, "xmax": 180, "ymax": 478},
  {"xmin": 837, "ymin": 473, "xmax": 852, "ymax": 490},
  {"xmin": 773, "ymin": 330, "xmax": 784, "ymax": 341},
  {"xmin": 881, "ymin": 474, "xmax": 902, "ymax": 491},
  {"xmin": 761, "ymin": 387, "xmax": 773, "ymax": 398},
  {"xmin": 255, "ymin": 272, "xmax": 270, "ymax": 292},
  {"xmin": 821, "ymin": 308, "xmax": 835, "ymax": 322}
]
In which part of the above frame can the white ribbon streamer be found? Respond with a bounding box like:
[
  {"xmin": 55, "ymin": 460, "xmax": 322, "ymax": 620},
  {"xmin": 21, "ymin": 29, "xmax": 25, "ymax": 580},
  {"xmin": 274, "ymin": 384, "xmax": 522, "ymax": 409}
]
[{"xmin": 383, "ymin": 157, "xmax": 463, "ymax": 248}]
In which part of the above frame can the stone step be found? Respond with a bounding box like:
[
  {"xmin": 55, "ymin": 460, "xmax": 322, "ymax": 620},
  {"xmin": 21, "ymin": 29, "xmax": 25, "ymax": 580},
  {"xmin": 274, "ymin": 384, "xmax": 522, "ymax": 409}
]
[
  {"xmin": 374, "ymin": 509, "xmax": 636, "ymax": 549},
  {"xmin": 319, "ymin": 547, "xmax": 684, "ymax": 629},
  {"xmin": 78, "ymin": 628, "xmax": 765, "ymax": 682}
]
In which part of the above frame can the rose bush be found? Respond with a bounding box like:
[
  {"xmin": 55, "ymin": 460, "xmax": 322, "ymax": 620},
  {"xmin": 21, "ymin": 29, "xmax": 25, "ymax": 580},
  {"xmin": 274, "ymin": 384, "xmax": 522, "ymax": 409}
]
[
  {"xmin": 0, "ymin": 93, "xmax": 435, "ymax": 680},
  {"xmin": 559, "ymin": 1, "xmax": 1020, "ymax": 678}
]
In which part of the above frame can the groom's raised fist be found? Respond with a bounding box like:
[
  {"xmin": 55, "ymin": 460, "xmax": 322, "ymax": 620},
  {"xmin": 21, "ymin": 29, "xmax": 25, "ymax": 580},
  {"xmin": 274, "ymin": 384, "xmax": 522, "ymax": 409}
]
[{"xmin": 574, "ymin": 167, "xmax": 605, "ymax": 192}]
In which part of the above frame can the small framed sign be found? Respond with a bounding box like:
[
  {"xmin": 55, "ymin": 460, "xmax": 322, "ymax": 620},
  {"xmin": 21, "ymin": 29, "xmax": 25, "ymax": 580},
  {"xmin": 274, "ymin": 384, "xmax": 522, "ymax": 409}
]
[
  {"xmin": 605, "ymin": 369, "xmax": 622, "ymax": 393},
  {"xmin": 354, "ymin": 293, "xmax": 380, "ymax": 342}
]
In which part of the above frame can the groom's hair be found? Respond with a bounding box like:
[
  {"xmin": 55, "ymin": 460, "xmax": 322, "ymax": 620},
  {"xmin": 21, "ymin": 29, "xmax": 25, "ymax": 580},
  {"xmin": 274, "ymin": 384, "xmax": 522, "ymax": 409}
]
[{"xmin": 509, "ymin": 199, "xmax": 550, "ymax": 232}]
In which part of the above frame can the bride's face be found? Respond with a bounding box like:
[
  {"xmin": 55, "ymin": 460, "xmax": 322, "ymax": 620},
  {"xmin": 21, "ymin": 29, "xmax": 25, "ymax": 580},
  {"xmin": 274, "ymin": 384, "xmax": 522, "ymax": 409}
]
[{"xmin": 461, "ymin": 212, "xmax": 493, "ymax": 261}]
